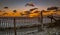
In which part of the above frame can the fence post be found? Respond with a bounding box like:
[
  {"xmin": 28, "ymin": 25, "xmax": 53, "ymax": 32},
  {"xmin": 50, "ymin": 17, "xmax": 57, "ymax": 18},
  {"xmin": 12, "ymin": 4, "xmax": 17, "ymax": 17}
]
[
  {"xmin": 13, "ymin": 17, "xmax": 17, "ymax": 35},
  {"xmin": 51, "ymin": 14, "xmax": 53, "ymax": 23},
  {"xmin": 38, "ymin": 11, "xmax": 43, "ymax": 32},
  {"xmin": 40, "ymin": 11, "xmax": 43, "ymax": 31}
]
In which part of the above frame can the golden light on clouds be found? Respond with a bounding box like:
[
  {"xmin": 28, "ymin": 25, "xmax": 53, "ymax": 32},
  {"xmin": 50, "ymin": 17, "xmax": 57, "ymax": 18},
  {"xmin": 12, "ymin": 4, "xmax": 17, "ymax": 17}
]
[{"xmin": 0, "ymin": 9, "xmax": 60, "ymax": 17}]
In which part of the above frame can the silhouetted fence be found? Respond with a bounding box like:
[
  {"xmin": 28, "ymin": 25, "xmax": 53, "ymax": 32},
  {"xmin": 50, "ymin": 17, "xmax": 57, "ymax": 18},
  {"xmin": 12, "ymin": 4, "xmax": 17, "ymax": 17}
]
[{"xmin": 0, "ymin": 16, "xmax": 59, "ymax": 35}]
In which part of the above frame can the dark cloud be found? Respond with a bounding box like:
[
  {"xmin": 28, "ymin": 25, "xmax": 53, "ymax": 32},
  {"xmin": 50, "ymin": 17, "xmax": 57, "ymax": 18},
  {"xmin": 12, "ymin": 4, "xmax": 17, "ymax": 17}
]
[
  {"xmin": 30, "ymin": 8, "xmax": 38, "ymax": 11},
  {"xmin": 25, "ymin": 2, "xmax": 35, "ymax": 7}
]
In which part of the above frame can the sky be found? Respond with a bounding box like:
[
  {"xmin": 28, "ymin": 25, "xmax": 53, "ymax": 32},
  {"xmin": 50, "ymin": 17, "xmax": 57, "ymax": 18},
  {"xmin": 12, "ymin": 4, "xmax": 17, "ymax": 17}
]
[{"xmin": 0, "ymin": 0, "xmax": 60, "ymax": 11}]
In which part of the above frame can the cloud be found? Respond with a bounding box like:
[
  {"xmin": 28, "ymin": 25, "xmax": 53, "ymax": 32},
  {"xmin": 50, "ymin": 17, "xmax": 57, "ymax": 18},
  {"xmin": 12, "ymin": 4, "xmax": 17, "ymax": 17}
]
[
  {"xmin": 25, "ymin": 2, "xmax": 35, "ymax": 7},
  {"xmin": 30, "ymin": 8, "xmax": 38, "ymax": 11}
]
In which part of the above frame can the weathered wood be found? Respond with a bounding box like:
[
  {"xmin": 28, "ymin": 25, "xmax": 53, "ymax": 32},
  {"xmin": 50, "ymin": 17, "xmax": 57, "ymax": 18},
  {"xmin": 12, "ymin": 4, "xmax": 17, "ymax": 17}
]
[
  {"xmin": 38, "ymin": 11, "xmax": 43, "ymax": 32},
  {"xmin": 14, "ymin": 18, "xmax": 17, "ymax": 35}
]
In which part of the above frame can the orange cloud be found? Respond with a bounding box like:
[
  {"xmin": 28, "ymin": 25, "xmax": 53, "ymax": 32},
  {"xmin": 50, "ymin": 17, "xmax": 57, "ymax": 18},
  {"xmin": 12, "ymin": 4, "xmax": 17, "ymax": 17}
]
[{"xmin": 0, "ymin": 9, "xmax": 60, "ymax": 17}]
